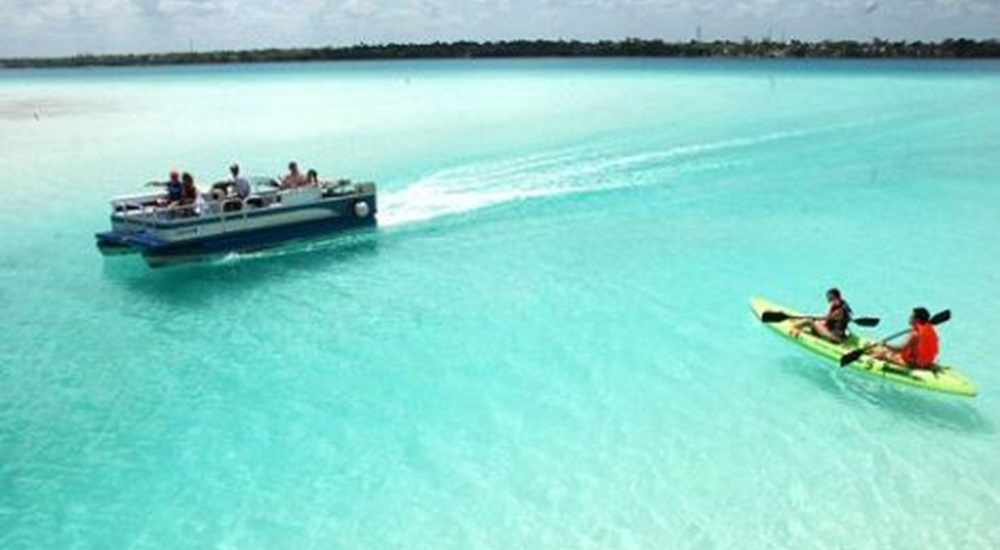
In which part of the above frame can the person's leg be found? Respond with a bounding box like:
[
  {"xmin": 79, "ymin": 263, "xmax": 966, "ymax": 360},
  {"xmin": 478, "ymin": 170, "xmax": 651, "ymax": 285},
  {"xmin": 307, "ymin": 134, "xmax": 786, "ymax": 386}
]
[
  {"xmin": 812, "ymin": 321, "xmax": 845, "ymax": 343},
  {"xmin": 870, "ymin": 345, "xmax": 903, "ymax": 364},
  {"xmin": 790, "ymin": 320, "xmax": 814, "ymax": 338}
]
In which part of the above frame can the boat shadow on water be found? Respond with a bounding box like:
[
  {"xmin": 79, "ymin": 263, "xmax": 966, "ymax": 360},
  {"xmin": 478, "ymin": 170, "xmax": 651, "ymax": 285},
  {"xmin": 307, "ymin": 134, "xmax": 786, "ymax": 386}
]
[
  {"xmin": 778, "ymin": 357, "xmax": 993, "ymax": 435},
  {"xmin": 101, "ymin": 230, "xmax": 381, "ymax": 302}
]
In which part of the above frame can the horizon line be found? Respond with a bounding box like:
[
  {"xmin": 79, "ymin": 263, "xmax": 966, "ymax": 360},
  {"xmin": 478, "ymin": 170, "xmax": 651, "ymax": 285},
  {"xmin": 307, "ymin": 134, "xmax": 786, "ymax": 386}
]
[{"xmin": 3, "ymin": 37, "xmax": 999, "ymax": 68}]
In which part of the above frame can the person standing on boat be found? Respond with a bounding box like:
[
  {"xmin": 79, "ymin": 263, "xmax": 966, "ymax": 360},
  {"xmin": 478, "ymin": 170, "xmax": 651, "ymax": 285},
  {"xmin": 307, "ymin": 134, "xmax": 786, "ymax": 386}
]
[
  {"xmin": 229, "ymin": 163, "xmax": 251, "ymax": 199},
  {"xmin": 789, "ymin": 288, "xmax": 853, "ymax": 343},
  {"xmin": 871, "ymin": 307, "xmax": 940, "ymax": 369},
  {"xmin": 282, "ymin": 161, "xmax": 308, "ymax": 189}
]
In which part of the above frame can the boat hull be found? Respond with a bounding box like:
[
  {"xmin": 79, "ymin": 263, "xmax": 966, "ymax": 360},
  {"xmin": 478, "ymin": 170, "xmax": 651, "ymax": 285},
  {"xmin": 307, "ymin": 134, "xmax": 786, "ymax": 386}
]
[{"xmin": 96, "ymin": 186, "xmax": 377, "ymax": 266}]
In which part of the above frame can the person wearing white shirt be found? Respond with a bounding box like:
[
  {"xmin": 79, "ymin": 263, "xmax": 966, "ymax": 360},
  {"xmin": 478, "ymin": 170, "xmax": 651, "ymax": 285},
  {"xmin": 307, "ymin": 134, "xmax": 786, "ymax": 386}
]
[{"xmin": 229, "ymin": 163, "xmax": 251, "ymax": 199}]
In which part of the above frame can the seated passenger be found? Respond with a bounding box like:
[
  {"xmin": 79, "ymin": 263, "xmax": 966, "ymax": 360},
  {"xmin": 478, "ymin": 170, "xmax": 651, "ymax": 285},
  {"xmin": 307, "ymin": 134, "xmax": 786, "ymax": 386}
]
[
  {"xmin": 281, "ymin": 161, "xmax": 308, "ymax": 189},
  {"xmin": 790, "ymin": 288, "xmax": 853, "ymax": 343},
  {"xmin": 210, "ymin": 163, "xmax": 251, "ymax": 201},
  {"xmin": 306, "ymin": 169, "xmax": 319, "ymax": 186},
  {"xmin": 229, "ymin": 163, "xmax": 251, "ymax": 199},
  {"xmin": 871, "ymin": 307, "xmax": 940, "ymax": 370},
  {"xmin": 167, "ymin": 171, "xmax": 183, "ymax": 202},
  {"xmin": 153, "ymin": 171, "xmax": 183, "ymax": 205},
  {"xmin": 176, "ymin": 172, "xmax": 199, "ymax": 216}
]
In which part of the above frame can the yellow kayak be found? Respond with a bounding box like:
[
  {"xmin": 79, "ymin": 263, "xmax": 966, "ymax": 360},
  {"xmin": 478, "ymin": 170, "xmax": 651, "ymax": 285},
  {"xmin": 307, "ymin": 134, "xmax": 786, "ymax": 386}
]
[{"xmin": 751, "ymin": 296, "xmax": 977, "ymax": 398}]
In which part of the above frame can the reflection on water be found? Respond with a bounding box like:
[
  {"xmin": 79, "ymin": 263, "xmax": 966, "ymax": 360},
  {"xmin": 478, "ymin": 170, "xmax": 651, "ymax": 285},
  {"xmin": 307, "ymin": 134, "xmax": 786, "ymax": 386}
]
[
  {"xmin": 101, "ymin": 230, "xmax": 380, "ymax": 298},
  {"xmin": 778, "ymin": 357, "xmax": 992, "ymax": 435}
]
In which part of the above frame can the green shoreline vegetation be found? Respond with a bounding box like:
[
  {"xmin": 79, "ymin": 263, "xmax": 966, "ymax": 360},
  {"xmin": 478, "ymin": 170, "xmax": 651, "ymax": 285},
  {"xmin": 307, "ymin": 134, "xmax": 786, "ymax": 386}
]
[{"xmin": 3, "ymin": 38, "xmax": 1000, "ymax": 69}]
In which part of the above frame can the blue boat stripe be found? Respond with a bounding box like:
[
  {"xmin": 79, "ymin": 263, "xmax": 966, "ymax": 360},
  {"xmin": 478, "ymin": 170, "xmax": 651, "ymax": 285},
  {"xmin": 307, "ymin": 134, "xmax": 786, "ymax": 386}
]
[{"xmin": 111, "ymin": 195, "xmax": 376, "ymax": 230}]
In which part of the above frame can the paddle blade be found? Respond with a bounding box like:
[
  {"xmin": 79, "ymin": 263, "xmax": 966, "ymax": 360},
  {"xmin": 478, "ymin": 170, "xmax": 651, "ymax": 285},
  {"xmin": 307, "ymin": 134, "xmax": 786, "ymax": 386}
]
[
  {"xmin": 931, "ymin": 310, "xmax": 951, "ymax": 325},
  {"xmin": 840, "ymin": 349, "xmax": 865, "ymax": 367},
  {"xmin": 760, "ymin": 311, "xmax": 791, "ymax": 323},
  {"xmin": 852, "ymin": 317, "xmax": 880, "ymax": 327}
]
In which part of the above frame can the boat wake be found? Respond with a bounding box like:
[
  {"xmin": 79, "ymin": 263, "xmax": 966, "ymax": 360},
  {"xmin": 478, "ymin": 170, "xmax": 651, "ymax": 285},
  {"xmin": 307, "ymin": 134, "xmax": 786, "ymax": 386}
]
[
  {"xmin": 378, "ymin": 127, "xmax": 819, "ymax": 228},
  {"xmin": 211, "ymin": 125, "xmax": 837, "ymax": 266}
]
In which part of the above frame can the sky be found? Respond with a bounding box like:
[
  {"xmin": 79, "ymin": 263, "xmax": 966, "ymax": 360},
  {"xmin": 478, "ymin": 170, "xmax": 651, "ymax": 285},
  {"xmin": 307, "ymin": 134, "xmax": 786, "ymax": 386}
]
[{"xmin": 0, "ymin": 0, "xmax": 998, "ymax": 58}]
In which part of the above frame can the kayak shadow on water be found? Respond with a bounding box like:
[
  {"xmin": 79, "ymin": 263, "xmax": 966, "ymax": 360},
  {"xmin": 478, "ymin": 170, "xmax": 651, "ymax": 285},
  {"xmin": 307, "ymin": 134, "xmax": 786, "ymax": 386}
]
[
  {"xmin": 100, "ymin": 231, "xmax": 381, "ymax": 303},
  {"xmin": 778, "ymin": 357, "xmax": 994, "ymax": 435}
]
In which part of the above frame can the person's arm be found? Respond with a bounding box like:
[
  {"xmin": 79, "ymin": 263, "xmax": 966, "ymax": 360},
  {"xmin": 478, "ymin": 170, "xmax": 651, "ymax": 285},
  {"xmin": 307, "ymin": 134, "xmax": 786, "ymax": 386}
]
[
  {"xmin": 827, "ymin": 306, "xmax": 845, "ymax": 325},
  {"xmin": 892, "ymin": 330, "xmax": 920, "ymax": 356}
]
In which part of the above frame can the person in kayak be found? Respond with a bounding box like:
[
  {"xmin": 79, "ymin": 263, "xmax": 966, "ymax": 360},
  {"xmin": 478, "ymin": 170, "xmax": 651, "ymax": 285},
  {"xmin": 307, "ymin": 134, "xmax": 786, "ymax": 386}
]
[
  {"xmin": 790, "ymin": 288, "xmax": 853, "ymax": 343},
  {"xmin": 872, "ymin": 307, "xmax": 940, "ymax": 369}
]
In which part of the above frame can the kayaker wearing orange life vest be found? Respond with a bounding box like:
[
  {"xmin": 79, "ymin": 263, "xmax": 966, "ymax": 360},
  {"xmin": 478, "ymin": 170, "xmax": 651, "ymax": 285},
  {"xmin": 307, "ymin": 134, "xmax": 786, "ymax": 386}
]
[
  {"xmin": 790, "ymin": 288, "xmax": 853, "ymax": 343},
  {"xmin": 872, "ymin": 307, "xmax": 940, "ymax": 369}
]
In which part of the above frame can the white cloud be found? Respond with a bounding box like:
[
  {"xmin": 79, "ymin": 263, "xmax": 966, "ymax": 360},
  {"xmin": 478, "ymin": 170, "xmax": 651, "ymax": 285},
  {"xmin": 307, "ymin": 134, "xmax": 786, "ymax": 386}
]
[
  {"xmin": 155, "ymin": 0, "xmax": 238, "ymax": 17},
  {"xmin": 1, "ymin": 0, "xmax": 999, "ymax": 56},
  {"xmin": 338, "ymin": 0, "xmax": 380, "ymax": 18},
  {"xmin": 475, "ymin": 0, "xmax": 510, "ymax": 9},
  {"xmin": 1, "ymin": 0, "xmax": 141, "ymax": 27},
  {"xmin": 324, "ymin": 0, "xmax": 463, "ymax": 35}
]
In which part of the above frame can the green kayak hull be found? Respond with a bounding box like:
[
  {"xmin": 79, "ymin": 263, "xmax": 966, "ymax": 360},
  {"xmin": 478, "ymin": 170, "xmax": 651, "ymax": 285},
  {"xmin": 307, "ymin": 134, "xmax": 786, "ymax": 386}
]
[{"xmin": 751, "ymin": 297, "xmax": 977, "ymax": 398}]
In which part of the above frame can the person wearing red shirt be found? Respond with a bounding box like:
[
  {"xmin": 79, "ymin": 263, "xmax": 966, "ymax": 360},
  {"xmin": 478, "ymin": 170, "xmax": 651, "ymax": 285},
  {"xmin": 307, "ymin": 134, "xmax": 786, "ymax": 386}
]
[{"xmin": 873, "ymin": 307, "xmax": 940, "ymax": 369}]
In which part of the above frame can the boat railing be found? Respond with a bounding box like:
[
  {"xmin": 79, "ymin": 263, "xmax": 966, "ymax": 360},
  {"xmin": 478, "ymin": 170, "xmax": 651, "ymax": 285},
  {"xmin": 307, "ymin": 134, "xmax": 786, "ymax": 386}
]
[
  {"xmin": 111, "ymin": 179, "xmax": 375, "ymax": 223},
  {"xmin": 110, "ymin": 193, "xmax": 161, "ymax": 213}
]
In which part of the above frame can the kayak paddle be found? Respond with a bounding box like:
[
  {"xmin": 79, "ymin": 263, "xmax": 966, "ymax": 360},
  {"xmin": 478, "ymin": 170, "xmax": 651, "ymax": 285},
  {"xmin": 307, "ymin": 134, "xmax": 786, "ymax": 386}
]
[
  {"xmin": 760, "ymin": 311, "xmax": 880, "ymax": 327},
  {"xmin": 838, "ymin": 309, "xmax": 951, "ymax": 368}
]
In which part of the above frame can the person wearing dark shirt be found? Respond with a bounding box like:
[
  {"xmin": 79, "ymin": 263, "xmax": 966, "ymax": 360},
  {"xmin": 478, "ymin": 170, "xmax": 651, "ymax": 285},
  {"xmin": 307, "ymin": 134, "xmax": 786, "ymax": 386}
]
[
  {"xmin": 790, "ymin": 288, "xmax": 853, "ymax": 343},
  {"xmin": 173, "ymin": 172, "xmax": 199, "ymax": 216},
  {"xmin": 150, "ymin": 171, "xmax": 182, "ymax": 203},
  {"xmin": 151, "ymin": 171, "xmax": 183, "ymax": 207}
]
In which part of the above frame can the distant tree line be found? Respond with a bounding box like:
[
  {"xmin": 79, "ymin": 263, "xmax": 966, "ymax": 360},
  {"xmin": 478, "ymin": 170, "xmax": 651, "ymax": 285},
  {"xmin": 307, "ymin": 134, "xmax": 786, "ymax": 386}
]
[{"xmin": 3, "ymin": 38, "xmax": 1000, "ymax": 69}]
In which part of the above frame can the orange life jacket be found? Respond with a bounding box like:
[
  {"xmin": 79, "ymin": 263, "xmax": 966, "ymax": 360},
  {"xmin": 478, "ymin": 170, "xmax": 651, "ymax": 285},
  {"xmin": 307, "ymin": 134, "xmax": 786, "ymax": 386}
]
[{"xmin": 900, "ymin": 323, "xmax": 939, "ymax": 368}]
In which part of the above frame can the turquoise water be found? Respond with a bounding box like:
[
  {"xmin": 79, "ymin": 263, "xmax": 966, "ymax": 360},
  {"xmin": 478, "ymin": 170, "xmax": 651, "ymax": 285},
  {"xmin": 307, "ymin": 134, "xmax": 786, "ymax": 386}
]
[{"xmin": 2, "ymin": 58, "xmax": 1000, "ymax": 549}]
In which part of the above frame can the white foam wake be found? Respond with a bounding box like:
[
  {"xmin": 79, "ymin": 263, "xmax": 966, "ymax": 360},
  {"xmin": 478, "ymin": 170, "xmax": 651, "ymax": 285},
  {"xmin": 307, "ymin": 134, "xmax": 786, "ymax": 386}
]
[{"xmin": 378, "ymin": 127, "xmax": 823, "ymax": 228}]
